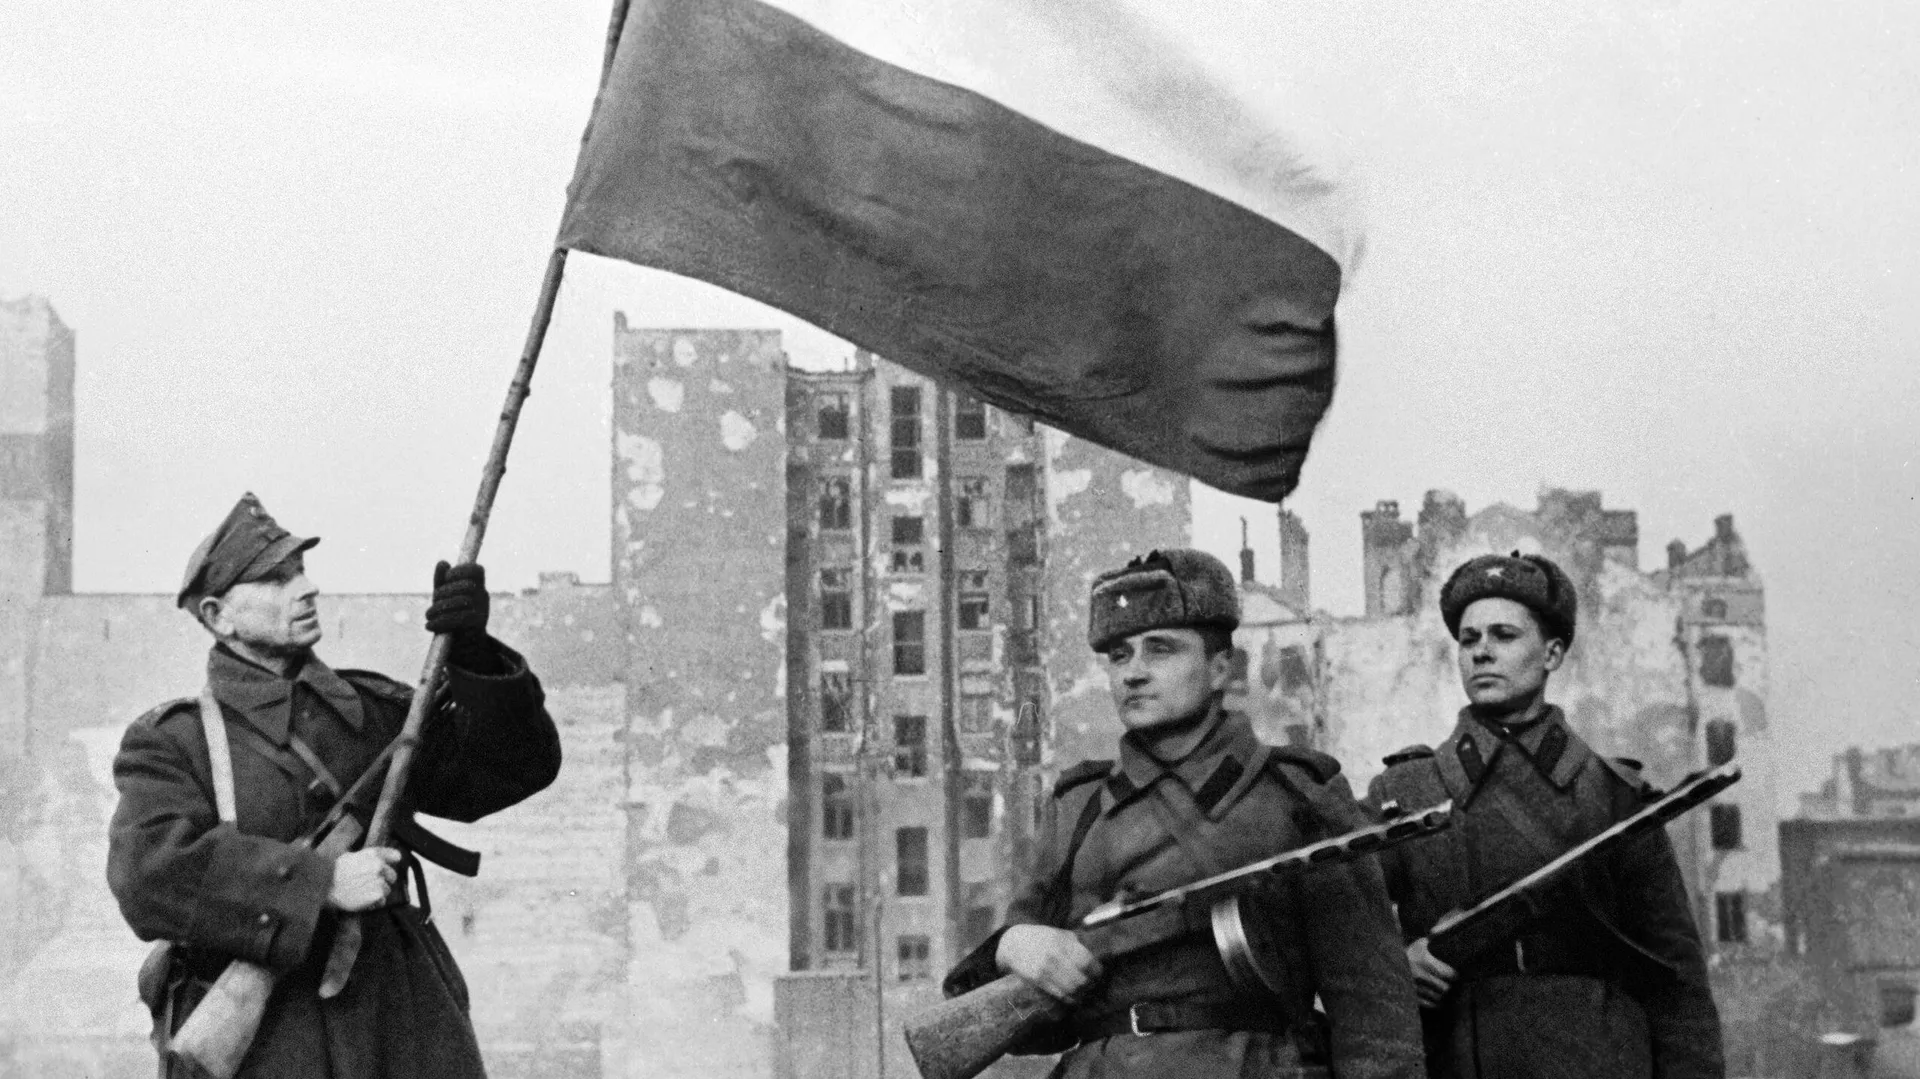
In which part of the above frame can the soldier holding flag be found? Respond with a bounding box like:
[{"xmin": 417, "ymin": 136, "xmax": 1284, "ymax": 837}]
[
  {"xmin": 1366, "ymin": 552, "xmax": 1725, "ymax": 1079},
  {"xmin": 107, "ymin": 493, "xmax": 562, "ymax": 1078}
]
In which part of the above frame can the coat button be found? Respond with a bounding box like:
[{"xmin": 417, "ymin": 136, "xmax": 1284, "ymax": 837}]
[{"xmin": 258, "ymin": 913, "xmax": 273, "ymax": 925}]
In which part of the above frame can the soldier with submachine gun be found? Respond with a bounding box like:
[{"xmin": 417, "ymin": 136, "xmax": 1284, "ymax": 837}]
[
  {"xmin": 913, "ymin": 550, "xmax": 1433, "ymax": 1079},
  {"xmin": 1366, "ymin": 552, "xmax": 1730, "ymax": 1079}
]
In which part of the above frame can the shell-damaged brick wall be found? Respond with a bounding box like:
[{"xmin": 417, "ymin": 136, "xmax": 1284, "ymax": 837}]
[
  {"xmin": 0, "ymin": 587, "xmax": 627, "ymax": 1078},
  {"xmin": 610, "ymin": 325, "xmax": 790, "ymax": 1075},
  {"xmin": 1039, "ymin": 430, "xmax": 1191, "ymax": 771},
  {"xmin": 1325, "ymin": 499, "xmax": 1698, "ymax": 794}
]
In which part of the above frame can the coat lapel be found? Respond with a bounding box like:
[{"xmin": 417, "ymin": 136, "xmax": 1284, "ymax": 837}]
[
  {"xmin": 297, "ymin": 657, "xmax": 366, "ymax": 732},
  {"xmin": 1436, "ymin": 713, "xmax": 1504, "ymax": 808},
  {"xmin": 208, "ymin": 646, "xmax": 292, "ymax": 745}
]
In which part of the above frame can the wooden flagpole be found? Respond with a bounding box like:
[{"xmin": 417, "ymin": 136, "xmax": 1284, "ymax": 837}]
[
  {"xmin": 318, "ymin": 0, "xmax": 635, "ymax": 1000},
  {"xmin": 167, "ymin": 2, "xmax": 636, "ymax": 1070}
]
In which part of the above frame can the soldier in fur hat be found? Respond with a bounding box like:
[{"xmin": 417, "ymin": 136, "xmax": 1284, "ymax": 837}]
[
  {"xmin": 942, "ymin": 549, "xmax": 1425, "ymax": 1079},
  {"xmin": 1366, "ymin": 552, "xmax": 1725, "ymax": 1079},
  {"xmin": 107, "ymin": 493, "xmax": 562, "ymax": 1079}
]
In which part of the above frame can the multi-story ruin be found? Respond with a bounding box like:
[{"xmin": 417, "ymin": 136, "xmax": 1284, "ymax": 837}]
[
  {"xmin": 774, "ymin": 351, "xmax": 1189, "ymax": 1078},
  {"xmin": 0, "ymin": 298, "xmax": 1817, "ymax": 1078}
]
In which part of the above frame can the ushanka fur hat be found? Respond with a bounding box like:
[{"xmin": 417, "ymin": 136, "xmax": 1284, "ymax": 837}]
[
  {"xmin": 1087, "ymin": 548, "xmax": 1240, "ymax": 653},
  {"xmin": 1440, "ymin": 551, "xmax": 1578, "ymax": 646}
]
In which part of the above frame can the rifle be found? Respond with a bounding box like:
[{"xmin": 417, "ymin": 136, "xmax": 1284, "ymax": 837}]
[
  {"xmin": 1421, "ymin": 762, "xmax": 1741, "ymax": 970},
  {"xmin": 902, "ymin": 801, "xmax": 1453, "ymax": 1079},
  {"xmin": 163, "ymin": 734, "xmax": 402, "ymax": 1079}
]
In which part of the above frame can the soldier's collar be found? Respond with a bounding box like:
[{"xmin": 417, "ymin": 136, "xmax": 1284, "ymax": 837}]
[
  {"xmin": 1105, "ymin": 707, "xmax": 1260, "ymax": 818},
  {"xmin": 207, "ymin": 645, "xmax": 365, "ymax": 743},
  {"xmin": 1440, "ymin": 705, "xmax": 1585, "ymax": 801}
]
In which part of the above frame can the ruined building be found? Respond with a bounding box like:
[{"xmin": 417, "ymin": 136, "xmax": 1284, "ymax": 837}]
[
  {"xmin": 1, "ymin": 297, "xmax": 1801, "ymax": 1078},
  {"xmin": 0, "ymin": 305, "xmax": 1188, "ymax": 1079},
  {"xmin": 774, "ymin": 351, "xmax": 1187, "ymax": 1078},
  {"xmin": 1781, "ymin": 746, "xmax": 1920, "ymax": 1048}
]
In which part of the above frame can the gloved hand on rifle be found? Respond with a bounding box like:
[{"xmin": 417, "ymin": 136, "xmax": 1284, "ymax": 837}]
[{"xmin": 425, "ymin": 561, "xmax": 503, "ymax": 673}]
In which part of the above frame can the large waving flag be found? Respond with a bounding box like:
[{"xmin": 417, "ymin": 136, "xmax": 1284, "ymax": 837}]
[{"xmin": 558, "ymin": 0, "xmax": 1361, "ymax": 501}]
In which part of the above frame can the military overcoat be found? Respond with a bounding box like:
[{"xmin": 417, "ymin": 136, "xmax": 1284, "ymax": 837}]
[
  {"xmin": 1365, "ymin": 707, "xmax": 1724, "ymax": 1079},
  {"xmin": 107, "ymin": 640, "xmax": 562, "ymax": 1079},
  {"xmin": 945, "ymin": 709, "xmax": 1426, "ymax": 1079}
]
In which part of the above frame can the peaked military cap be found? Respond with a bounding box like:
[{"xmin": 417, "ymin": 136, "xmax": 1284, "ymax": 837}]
[
  {"xmin": 1088, "ymin": 548, "xmax": 1239, "ymax": 653},
  {"xmin": 1440, "ymin": 551, "xmax": 1577, "ymax": 646},
  {"xmin": 176, "ymin": 492, "xmax": 320, "ymax": 608}
]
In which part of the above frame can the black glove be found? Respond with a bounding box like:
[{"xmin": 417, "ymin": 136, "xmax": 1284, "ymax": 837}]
[{"xmin": 426, "ymin": 561, "xmax": 500, "ymax": 672}]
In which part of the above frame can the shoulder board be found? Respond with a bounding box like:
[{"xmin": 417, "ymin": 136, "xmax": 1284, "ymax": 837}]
[
  {"xmin": 1382, "ymin": 744, "xmax": 1435, "ymax": 767},
  {"xmin": 336, "ymin": 669, "xmax": 414, "ymax": 702},
  {"xmin": 135, "ymin": 697, "xmax": 199, "ymax": 729},
  {"xmin": 1052, "ymin": 759, "xmax": 1113, "ymax": 797},
  {"xmin": 1598, "ymin": 754, "xmax": 1659, "ymax": 796},
  {"xmin": 1270, "ymin": 745, "xmax": 1342, "ymax": 784}
]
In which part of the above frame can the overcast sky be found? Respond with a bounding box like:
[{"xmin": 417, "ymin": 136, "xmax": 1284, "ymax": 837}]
[{"xmin": 4, "ymin": 0, "xmax": 1916, "ymax": 811}]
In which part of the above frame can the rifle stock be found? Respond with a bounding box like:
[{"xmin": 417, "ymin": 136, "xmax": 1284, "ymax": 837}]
[
  {"xmin": 166, "ymin": 815, "xmax": 363, "ymax": 1079},
  {"xmin": 903, "ymin": 974, "xmax": 1068, "ymax": 1079},
  {"xmin": 902, "ymin": 801, "xmax": 1452, "ymax": 1079}
]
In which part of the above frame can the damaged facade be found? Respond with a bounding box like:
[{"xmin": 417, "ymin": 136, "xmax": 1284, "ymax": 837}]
[
  {"xmin": 0, "ymin": 308, "xmax": 1189, "ymax": 1079},
  {"xmin": 775, "ymin": 353, "xmax": 1189, "ymax": 1078},
  {"xmin": 1780, "ymin": 745, "xmax": 1920, "ymax": 1069},
  {"xmin": 2, "ymin": 300, "xmax": 1828, "ymax": 1077}
]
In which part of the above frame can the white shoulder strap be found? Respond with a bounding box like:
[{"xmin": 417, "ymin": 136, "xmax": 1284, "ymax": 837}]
[{"xmin": 197, "ymin": 685, "xmax": 238, "ymax": 826}]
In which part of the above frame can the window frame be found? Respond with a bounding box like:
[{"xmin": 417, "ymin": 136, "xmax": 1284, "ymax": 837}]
[
  {"xmin": 890, "ymin": 386, "xmax": 923, "ymax": 479},
  {"xmin": 892, "ymin": 611, "xmax": 927, "ymax": 675},
  {"xmin": 821, "ymin": 773, "xmax": 855, "ymax": 841},
  {"xmin": 954, "ymin": 395, "xmax": 988, "ymax": 441},
  {"xmin": 818, "ymin": 476, "xmax": 853, "ymax": 532},
  {"xmin": 822, "ymin": 884, "xmax": 858, "ymax": 954},
  {"xmin": 893, "ymin": 714, "xmax": 929, "ymax": 778},
  {"xmin": 818, "ymin": 567, "xmax": 853, "ymax": 630},
  {"xmin": 816, "ymin": 391, "xmax": 851, "ymax": 441},
  {"xmin": 896, "ymin": 827, "xmax": 930, "ymax": 896}
]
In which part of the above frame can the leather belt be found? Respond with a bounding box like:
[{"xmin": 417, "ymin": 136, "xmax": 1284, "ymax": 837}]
[
  {"xmin": 1463, "ymin": 935, "xmax": 1611, "ymax": 981},
  {"xmin": 1072, "ymin": 1000, "xmax": 1288, "ymax": 1043}
]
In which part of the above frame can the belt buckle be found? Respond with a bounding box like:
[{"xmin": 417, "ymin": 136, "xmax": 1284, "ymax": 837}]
[{"xmin": 1129, "ymin": 1004, "xmax": 1150, "ymax": 1037}]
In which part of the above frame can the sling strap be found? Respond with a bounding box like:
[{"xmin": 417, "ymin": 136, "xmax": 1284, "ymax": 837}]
[{"xmin": 197, "ymin": 685, "xmax": 238, "ymax": 826}]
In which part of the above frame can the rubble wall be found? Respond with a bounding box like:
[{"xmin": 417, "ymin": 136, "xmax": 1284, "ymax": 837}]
[
  {"xmin": 1039, "ymin": 431, "xmax": 1191, "ymax": 771},
  {"xmin": 608, "ymin": 326, "xmax": 791, "ymax": 1077}
]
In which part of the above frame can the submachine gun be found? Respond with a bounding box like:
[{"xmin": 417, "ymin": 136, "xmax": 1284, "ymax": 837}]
[
  {"xmin": 902, "ymin": 801, "xmax": 1454, "ymax": 1079},
  {"xmin": 1420, "ymin": 761, "xmax": 1742, "ymax": 970}
]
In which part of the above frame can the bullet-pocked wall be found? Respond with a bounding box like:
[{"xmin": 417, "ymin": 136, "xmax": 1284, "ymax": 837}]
[
  {"xmin": 1039, "ymin": 431, "xmax": 1192, "ymax": 771},
  {"xmin": 609, "ymin": 323, "xmax": 792, "ymax": 1075}
]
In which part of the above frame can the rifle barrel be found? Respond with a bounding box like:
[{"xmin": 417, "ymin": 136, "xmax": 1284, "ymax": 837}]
[
  {"xmin": 1429, "ymin": 762, "xmax": 1741, "ymax": 940},
  {"xmin": 1081, "ymin": 801, "xmax": 1452, "ymax": 929}
]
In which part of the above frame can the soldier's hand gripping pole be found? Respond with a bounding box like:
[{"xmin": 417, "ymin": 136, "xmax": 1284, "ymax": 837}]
[
  {"xmin": 309, "ymin": 0, "xmax": 646, "ymax": 1000},
  {"xmin": 313, "ymin": 245, "xmax": 569, "ymax": 1001},
  {"xmin": 1420, "ymin": 762, "xmax": 1741, "ymax": 971},
  {"xmin": 901, "ymin": 801, "xmax": 1454, "ymax": 1079}
]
